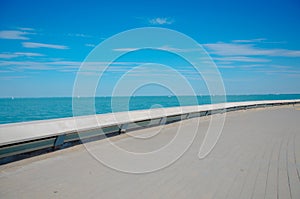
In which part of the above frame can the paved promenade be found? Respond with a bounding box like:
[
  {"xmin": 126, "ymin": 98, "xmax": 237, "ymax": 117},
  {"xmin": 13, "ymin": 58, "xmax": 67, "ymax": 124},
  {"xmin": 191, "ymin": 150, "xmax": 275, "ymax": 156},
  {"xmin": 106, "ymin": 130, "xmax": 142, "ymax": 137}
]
[{"xmin": 1, "ymin": 105, "xmax": 300, "ymax": 199}]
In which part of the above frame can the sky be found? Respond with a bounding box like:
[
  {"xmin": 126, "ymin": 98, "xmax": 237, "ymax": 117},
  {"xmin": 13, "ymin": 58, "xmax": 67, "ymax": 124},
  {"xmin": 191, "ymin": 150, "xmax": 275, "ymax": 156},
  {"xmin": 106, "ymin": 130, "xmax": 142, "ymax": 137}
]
[{"xmin": 0, "ymin": 0, "xmax": 300, "ymax": 97}]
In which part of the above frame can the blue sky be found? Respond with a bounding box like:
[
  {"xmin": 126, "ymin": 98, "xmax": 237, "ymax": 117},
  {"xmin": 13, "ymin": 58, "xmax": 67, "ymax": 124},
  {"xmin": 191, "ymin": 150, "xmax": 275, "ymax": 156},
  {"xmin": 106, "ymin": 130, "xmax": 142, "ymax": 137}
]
[{"xmin": 0, "ymin": 0, "xmax": 300, "ymax": 97}]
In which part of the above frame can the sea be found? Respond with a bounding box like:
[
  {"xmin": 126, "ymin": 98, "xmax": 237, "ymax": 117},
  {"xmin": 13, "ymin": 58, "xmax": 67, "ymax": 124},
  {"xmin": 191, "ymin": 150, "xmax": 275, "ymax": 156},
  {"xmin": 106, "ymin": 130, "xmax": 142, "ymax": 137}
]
[{"xmin": 0, "ymin": 94, "xmax": 300, "ymax": 125}]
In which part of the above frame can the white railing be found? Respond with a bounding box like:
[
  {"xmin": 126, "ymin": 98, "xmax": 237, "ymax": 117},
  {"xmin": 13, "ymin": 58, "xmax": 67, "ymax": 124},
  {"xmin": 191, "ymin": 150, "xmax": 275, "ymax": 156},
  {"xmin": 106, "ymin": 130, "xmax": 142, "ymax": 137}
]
[{"xmin": 0, "ymin": 100, "xmax": 299, "ymax": 160}]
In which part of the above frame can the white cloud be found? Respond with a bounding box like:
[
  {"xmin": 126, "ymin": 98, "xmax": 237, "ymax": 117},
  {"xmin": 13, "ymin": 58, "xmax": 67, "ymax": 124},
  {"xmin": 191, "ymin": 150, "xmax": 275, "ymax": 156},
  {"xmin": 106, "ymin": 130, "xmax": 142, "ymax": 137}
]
[
  {"xmin": 113, "ymin": 48, "xmax": 139, "ymax": 52},
  {"xmin": 113, "ymin": 45, "xmax": 196, "ymax": 52},
  {"xmin": 149, "ymin": 17, "xmax": 174, "ymax": 25},
  {"xmin": 232, "ymin": 38, "xmax": 266, "ymax": 43},
  {"xmin": 85, "ymin": 43, "xmax": 96, "ymax": 47},
  {"xmin": 0, "ymin": 54, "xmax": 19, "ymax": 59},
  {"xmin": 14, "ymin": 52, "xmax": 43, "ymax": 56},
  {"xmin": 22, "ymin": 42, "xmax": 68, "ymax": 49},
  {"xmin": 0, "ymin": 52, "xmax": 44, "ymax": 59},
  {"xmin": 204, "ymin": 42, "xmax": 300, "ymax": 57},
  {"xmin": 0, "ymin": 30, "xmax": 31, "ymax": 40},
  {"xmin": 232, "ymin": 38, "xmax": 286, "ymax": 44},
  {"xmin": 216, "ymin": 65, "xmax": 236, "ymax": 69},
  {"xmin": 68, "ymin": 33, "xmax": 92, "ymax": 38},
  {"xmin": 0, "ymin": 60, "xmax": 148, "ymax": 72},
  {"xmin": 157, "ymin": 46, "xmax": 191, "ymax": 52},
  {"xmin": 0, "ymin": 76, "xmax": 28, "ymax": 80},
  {"xmin": 214, "ymin": 56, "xmax": 270, "ymax": 63},
  {"xmin": 18, "ymin": 27, "xmax": 35, "ymax": 31}
]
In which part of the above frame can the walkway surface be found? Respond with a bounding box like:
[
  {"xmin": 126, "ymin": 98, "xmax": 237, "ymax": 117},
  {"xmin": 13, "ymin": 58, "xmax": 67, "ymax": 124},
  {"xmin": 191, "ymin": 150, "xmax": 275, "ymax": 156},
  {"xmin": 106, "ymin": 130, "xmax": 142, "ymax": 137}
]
[{"xmin": 1, "ymin": 105, "xmax": 300, "ymax": 199}]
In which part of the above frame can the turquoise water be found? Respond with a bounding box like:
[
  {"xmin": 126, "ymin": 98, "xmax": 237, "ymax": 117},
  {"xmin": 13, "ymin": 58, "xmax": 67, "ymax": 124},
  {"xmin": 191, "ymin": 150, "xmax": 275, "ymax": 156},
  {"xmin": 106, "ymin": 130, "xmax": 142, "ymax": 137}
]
[{"xmin": 0, "ymin": 94, "xmax": 299, "ymax": 124}]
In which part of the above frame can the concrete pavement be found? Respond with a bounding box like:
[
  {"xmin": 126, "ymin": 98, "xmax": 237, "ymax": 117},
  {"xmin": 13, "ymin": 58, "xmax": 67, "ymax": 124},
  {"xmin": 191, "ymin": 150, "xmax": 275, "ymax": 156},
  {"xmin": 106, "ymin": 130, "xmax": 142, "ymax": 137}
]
[{"xmin": 0, "ymin": 105, "xmax": 300, "ymax": 199}]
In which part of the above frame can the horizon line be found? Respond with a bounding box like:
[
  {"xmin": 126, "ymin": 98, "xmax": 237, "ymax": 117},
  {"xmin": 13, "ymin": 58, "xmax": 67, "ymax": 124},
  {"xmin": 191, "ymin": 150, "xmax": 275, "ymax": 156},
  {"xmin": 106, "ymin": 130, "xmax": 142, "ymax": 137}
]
[{"xmin": 1, "ymin": 93, "xmax": 300, "ymax": 99}]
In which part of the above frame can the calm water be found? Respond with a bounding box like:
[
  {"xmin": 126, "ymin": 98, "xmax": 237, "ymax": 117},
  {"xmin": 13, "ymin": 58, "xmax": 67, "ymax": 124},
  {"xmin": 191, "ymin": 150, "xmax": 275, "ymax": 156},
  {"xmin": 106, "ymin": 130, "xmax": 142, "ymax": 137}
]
[{"xmin": 0, "ymin": 94, "xmax": 299, "ymax": 124}]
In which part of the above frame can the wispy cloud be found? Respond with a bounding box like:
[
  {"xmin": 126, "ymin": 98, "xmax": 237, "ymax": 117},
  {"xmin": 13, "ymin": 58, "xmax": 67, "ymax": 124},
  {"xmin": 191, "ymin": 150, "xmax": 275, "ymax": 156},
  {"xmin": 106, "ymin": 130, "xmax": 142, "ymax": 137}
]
[
  {"xmin": 232, "ymin": 38, "xmax": 286, "ymax": 44},
  {"xmin": 148, "ymin": 17, "xmax": 174, "ymax": 25},
  {"xmin": 68, "ymin": 33, "xmax": 92, "ymax": 38},
  {"xmin": 0, "ymin": 52, "xmax": 44, "ymax": 59},
  {"xmin": 22, "ymin": 42, "xmax": 69, "ymax": 49},
  {"xmin": 203, "ymin": 39, "xmax": 300, "ymax": 76},
  {"xmin": 214, "ymin": 56, "xmax": 270, "ymax": 63},
  {"xmin": 113, "ymin": 45, "xmax": 196, "ymax": 52},
  {"xmin": 14, "ymin": 52, "xmax": 43, "ymax": 56},
  {"xmin": 0, "ymin": 54, "xmax": 20, "ymax": 59},
  {"xmin": 0, "ymin": 75, "xmax": 28, "ymax": 80},
  {"xmin": 204, "ymin": 42, "xmax": 300, "ymax": 57},
  {"xmin": 216, "ymin": 63, "xmax": 296, "ymax": 71},
  {"xmin": 0, "ymin": 30, "xmax": 31, "ymax": 40},
  {"xmin": 113, "ymin": 48, "xmax": 139, "ymax": 52},
  {"xmin": 0, "ymin": 60, "xmax": 79, "ymax": 72},
  {"xmin": 18, "ymin": 27, "xmax": 35, "ymax": 31},
  {"xmin": 0, "ymin": 60, "xmax": 148, "ymax": 73},
  {"xmin": 254, "ymin": 67, "xmax": 300, "ymax": 77},
  {"xmin": 85, "ymin": 43, "xmax": 96, "ymax": 47},
  {"xmin": 0, "ymin": 60, "xmax": 199, "ymax": 77},
  {"xmin": 157, "ymin": 45, "xmax": 193, "ymax": 52},
  {"xmin": 232, "ymin": 38, "xmax": 266, "ymax": 43}
]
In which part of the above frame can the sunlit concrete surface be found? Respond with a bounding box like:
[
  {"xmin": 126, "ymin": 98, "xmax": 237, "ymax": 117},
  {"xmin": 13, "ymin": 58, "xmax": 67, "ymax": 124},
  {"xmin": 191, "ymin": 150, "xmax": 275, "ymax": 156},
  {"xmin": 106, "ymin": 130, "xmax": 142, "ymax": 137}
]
[{"xmin": 1, "ymin": 105, "xmax": 300, "ymax": 199}]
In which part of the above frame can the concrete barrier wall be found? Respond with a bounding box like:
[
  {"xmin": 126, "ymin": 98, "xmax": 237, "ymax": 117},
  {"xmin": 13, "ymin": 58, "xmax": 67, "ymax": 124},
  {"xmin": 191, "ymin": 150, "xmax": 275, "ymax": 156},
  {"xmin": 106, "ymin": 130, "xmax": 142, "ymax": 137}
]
[{"xmin": 1, "ymin": 100, "xmax": 300, "ymax": 160}]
